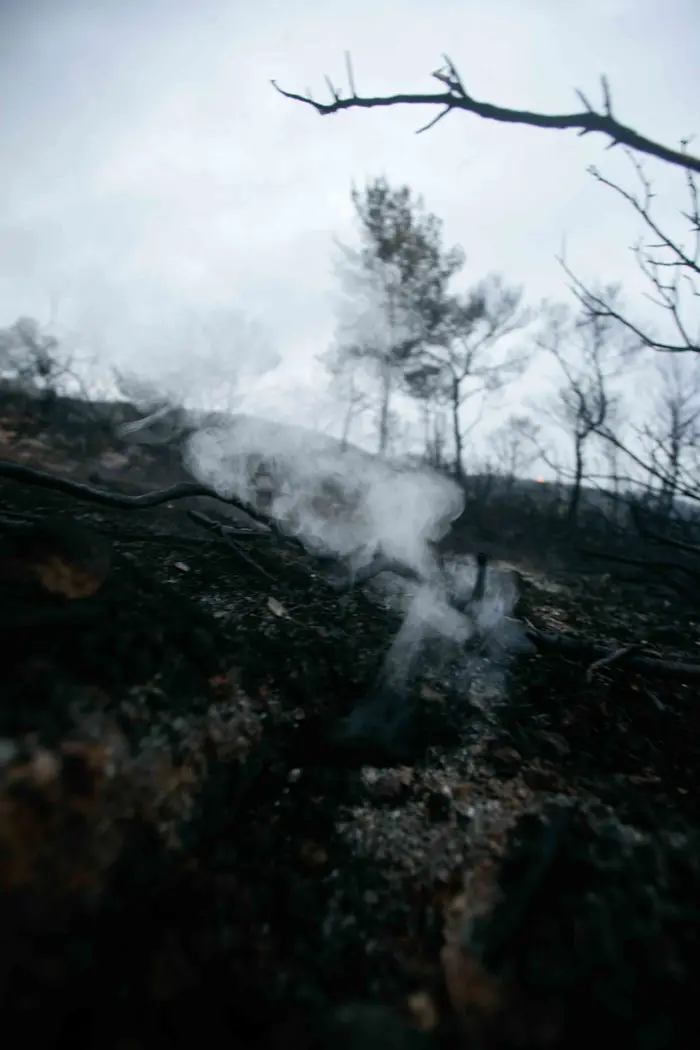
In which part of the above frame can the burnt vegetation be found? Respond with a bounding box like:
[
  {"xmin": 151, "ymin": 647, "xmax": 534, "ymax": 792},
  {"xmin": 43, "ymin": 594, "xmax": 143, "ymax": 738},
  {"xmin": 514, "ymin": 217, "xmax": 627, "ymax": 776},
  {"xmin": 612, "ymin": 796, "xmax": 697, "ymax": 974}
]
[{"xmin": 1, "ymin": 56, "xmax": 700, "ymax": 1050}]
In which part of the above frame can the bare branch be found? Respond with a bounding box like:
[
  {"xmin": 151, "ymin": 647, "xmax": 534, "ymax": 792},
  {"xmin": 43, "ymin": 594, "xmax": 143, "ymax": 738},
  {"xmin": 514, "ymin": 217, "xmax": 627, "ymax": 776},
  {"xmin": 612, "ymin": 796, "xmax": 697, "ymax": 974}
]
[
  {"xmin": 559, "ymin": 256, "xmax": 699, "ymax": 354},
  {"xmin": 0, "ymin": 460, "xmax": 223, "ymax": 510},
  {"xmin": 324, "ymin": 74, "xmax": 340, "ymax": 102},
  {"xmin": 596, "ymin": 425, "xmax": 700, "ymax": 504},
  {"xmin": 592, "ymin": 155, "xmax": 700, "ymax": 276},
  {"xmin": 0, "ymin": 459, "xmax": 305, "ymax": 550},
  {"xmin": 271, "ymin": 57, "xmax": 700, "ymax": 175},
  {"xmin": 415, "ymin": 105, "xmax": 453, "ymax": 136}
]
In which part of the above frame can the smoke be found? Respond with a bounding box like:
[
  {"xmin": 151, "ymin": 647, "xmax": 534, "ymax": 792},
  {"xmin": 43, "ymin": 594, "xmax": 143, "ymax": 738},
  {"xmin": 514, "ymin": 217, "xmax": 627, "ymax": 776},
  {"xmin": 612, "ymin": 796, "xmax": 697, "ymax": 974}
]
[
  {"xmin": 180, "ymin": 412, "xmax": 531, "ymax": 750},
  {"xmin": 184, "ymin": 414, "xmax": 463, "ymax": 573},
  {"xmin": 114, "ymin": 307, "xmax": 281, "ymax": 421},
  {"xmin": 118, "ymin": 367, "xmax": 528, "ymax": 750},
  {"xmin": 334, "ymin": 259, "xmax": 421, "ymax": 361},
  {"xmin": 342, "ymin": 553, "xmax": 532, "ymax": 749}
]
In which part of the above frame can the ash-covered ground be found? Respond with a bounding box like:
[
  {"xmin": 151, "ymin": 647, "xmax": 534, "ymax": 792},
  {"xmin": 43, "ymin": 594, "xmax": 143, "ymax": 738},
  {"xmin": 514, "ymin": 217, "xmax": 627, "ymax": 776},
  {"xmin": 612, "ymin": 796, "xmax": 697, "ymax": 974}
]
[{"xmin": 1, "ymin": 400, "xmax": 699, "ymax": 1049}]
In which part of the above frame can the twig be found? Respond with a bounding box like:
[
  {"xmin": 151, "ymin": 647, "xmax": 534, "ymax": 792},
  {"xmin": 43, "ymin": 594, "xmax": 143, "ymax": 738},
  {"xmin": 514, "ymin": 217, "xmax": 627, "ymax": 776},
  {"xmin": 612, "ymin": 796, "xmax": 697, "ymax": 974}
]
[
  {"xmin": 187, "ymin": 508, "xmax": 273, "ymax": 539},
  {"xmin": 560, "ymin": 255, "xmax": 700, "ymax": 355},
  {"xmin": 344, "ymin": 50, "xmax": 356, "ymax": 98},
  {"xmin": 221, "ymin": 535, "xmax": 277, "ymax": 583},
  {"xmin": 271, "ymin": 57, "xmax": 700, "ymax": 175},
  {"xmin": 186, "ymin": 509, "xmax": 278, "ymax": 582},
  {"xmin": 528, "ymin": 627, "xmax": 700, "ymax": 680},
  {"xmin": 589, "ymin": 157, "xmax": 700, "ymax": 277},
  {"xmin": 585, "ymin": 643, "xmax": 640, "ymax": 681}
]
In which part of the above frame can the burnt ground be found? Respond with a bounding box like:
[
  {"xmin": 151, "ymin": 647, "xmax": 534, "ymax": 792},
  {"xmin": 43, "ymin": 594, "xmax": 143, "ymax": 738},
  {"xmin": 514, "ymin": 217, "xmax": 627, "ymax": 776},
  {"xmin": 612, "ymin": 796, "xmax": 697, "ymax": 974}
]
[{"xmin": 1, "ymin": 407, "xmax": 700, "ymax": 1049}]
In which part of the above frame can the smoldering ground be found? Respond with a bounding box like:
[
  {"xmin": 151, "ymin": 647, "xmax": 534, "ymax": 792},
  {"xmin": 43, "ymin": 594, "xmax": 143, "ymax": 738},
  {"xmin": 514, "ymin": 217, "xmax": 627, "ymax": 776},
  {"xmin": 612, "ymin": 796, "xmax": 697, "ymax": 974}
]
[{"xmin": 117, "ymin": 402, "xmax": 532, "ymax": 756}]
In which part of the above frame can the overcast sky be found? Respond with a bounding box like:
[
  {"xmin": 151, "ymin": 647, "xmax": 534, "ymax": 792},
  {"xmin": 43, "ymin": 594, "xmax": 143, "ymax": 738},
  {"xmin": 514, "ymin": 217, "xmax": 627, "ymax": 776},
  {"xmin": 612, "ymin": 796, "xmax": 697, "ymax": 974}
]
[{"xmin": 1, "ymin": 0, "xmax": 698, "ymax": 446}]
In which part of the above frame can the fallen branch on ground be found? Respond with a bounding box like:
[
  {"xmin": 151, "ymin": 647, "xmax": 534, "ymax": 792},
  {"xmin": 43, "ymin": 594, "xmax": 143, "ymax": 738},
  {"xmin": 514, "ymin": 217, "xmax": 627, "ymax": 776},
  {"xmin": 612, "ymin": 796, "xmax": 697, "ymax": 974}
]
[
  {"xmin": 0, "ymin": 459, "xmax": 245, "ymax": 509},
  {"xmin": 0, "ymin": 459, "xmax": 306, "ymax": 551},
  {"xmin": 186, "ymin": 508, "xmax": 272, "ymax": 539},
  {"xmin": 527, "ymin": 627, "xmax": 700, "ymax": 680},
  {"xmin": 186, "ymin": 510, "xmax": 277, "ymax": 582},
  {"xmin": 585, "ymin": 643, "xmax": 641, "ymax": 681}
]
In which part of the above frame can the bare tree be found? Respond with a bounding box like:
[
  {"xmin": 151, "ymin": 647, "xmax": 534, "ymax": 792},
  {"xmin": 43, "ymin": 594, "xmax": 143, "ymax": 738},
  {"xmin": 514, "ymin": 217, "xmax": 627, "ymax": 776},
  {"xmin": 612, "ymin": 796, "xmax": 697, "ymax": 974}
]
[
  {"xmin": 0, "ymin": 316, "xmax": 61, "ymax": 393},
  {"xmin": 403, "ymin": 275, "xmax": 531, "ymax": 480},
  {"xmin": 268, "ymin": 54, "xmax": 700, "ymax": 612},
  {"xmin": 0, "ymin": 316, "xmax": 103, "ymax": 431},
  {"xmin": 536, "ymin": 299, "xmax": 631, "ymax": 526},
  {"xmin": 272, "ymin": 56, "xmax": 700, "ymax": 175},
  {"xmin": 419, "ymin": 400, "xmax": 449, "ymax": 471},
  {"xmin": 330, "ymin": 369, "xmax": 373, "ymax": 451},
  {"xmin": 641, "ymin": 356, "xmax": 700, "ymax": 519},
  {"xmin": 591, "ymin": 354, "xmax": 700, "ymax": 527},
  {"xmin": 489, "ymin": 413, "xmax": 542, "ymax": 489},
  {"xmin": 341, "ymin": 396, "xmax": 370, "ymax": 453}
]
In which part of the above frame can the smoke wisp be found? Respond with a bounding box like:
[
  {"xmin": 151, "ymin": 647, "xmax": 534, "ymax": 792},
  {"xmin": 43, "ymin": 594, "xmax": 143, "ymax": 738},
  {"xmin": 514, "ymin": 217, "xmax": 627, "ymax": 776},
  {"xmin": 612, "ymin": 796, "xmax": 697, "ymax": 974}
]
[
  {"xmin": 178, "ymin": 412, "xmax": 532, "ymax": 750},
  {"xmin": 117, "ymin": 376, "xmax": 530, "ymax": 752}
]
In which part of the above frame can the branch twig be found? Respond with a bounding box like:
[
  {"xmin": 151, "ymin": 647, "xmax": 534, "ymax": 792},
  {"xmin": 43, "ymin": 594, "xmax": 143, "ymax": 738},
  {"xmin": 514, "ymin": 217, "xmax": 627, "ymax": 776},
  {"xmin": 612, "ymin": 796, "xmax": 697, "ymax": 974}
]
[{"xmin": 186, "ymin": 510, "xmax": 277, "ymax": 582}]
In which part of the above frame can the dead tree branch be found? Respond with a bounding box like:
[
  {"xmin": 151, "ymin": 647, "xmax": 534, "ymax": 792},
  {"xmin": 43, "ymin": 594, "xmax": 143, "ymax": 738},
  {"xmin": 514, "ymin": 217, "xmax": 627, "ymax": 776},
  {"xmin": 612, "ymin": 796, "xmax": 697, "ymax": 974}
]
[
  {"xmin": 560, "ymin": 153, "xmax": 700, "ymax": 356},
  {"xmin": 528, "ymin": 627, "xmax": 700, "ymax": 680},
  {"xmin": 585, "ymin": 643, "xmax": 640, "ymax": 681},
  {"xmin": 272, "ymin": 57, "xmax": 700, "ymax": 175},
  {"xmin": 590, "ymin": 155, "xmax": 700, "ymax": 277},
  {"xmin": 185, "ymin": 510, "xmax": 277, "ymax": 582},
  {"xmin": 0, "ymin": 459, "xmax": 307, "ymax": 550},
  {"xmin": 0, "ymin": 460, "xmax": 224, "ymax": 509}
]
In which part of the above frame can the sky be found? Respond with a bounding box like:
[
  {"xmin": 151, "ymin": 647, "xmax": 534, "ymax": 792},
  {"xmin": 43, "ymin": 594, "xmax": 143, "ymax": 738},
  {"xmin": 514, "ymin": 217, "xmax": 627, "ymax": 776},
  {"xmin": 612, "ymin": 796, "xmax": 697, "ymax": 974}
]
[{"xmin": 1, "ymin": 0, "xmax": 698, "ymax": 456}]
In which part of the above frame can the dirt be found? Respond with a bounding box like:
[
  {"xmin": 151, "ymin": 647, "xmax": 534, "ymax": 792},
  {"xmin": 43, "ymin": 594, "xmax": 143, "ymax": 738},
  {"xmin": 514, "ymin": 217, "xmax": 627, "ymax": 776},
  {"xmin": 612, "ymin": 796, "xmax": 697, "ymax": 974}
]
[{"xmin": 0, "ymin": 400, "xmax": 699, "ymax": 1049}]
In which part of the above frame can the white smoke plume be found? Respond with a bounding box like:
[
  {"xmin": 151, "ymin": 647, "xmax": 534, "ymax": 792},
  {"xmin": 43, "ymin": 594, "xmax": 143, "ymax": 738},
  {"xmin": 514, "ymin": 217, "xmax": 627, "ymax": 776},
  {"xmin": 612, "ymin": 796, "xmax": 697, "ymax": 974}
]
[
  {"xmin": 180, "ymin": 413, "xmax": 531, "ymax": 749},
  {"xmin": 184, "ymin": 414, "xmax": 463, "ymax": 575},
  {"xmin": 117, "ymin": 376, "xmax": 528, "ymax": 749}
]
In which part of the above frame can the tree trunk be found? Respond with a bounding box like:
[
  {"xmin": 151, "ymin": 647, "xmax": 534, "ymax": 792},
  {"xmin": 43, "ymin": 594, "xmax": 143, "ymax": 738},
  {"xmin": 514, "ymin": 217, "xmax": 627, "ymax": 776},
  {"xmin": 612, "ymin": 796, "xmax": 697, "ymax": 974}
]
[
  {"xmin": 340, "ymin": 402, "xmax": 355, "ymax": 452},
  {"xmin": 377, "ymin": 362, "xmax": 392, "ymax": 456},
  {"xmin": 658, "ymin": 418, "xmax": 681, "ymax": 526},
  {"xmin": 450, "ymin": 377, "xmax": 464, "ymax": 482},
  {"xmin": 567, "ymin": 438, "xmax": 584, "ymax": 527}
]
